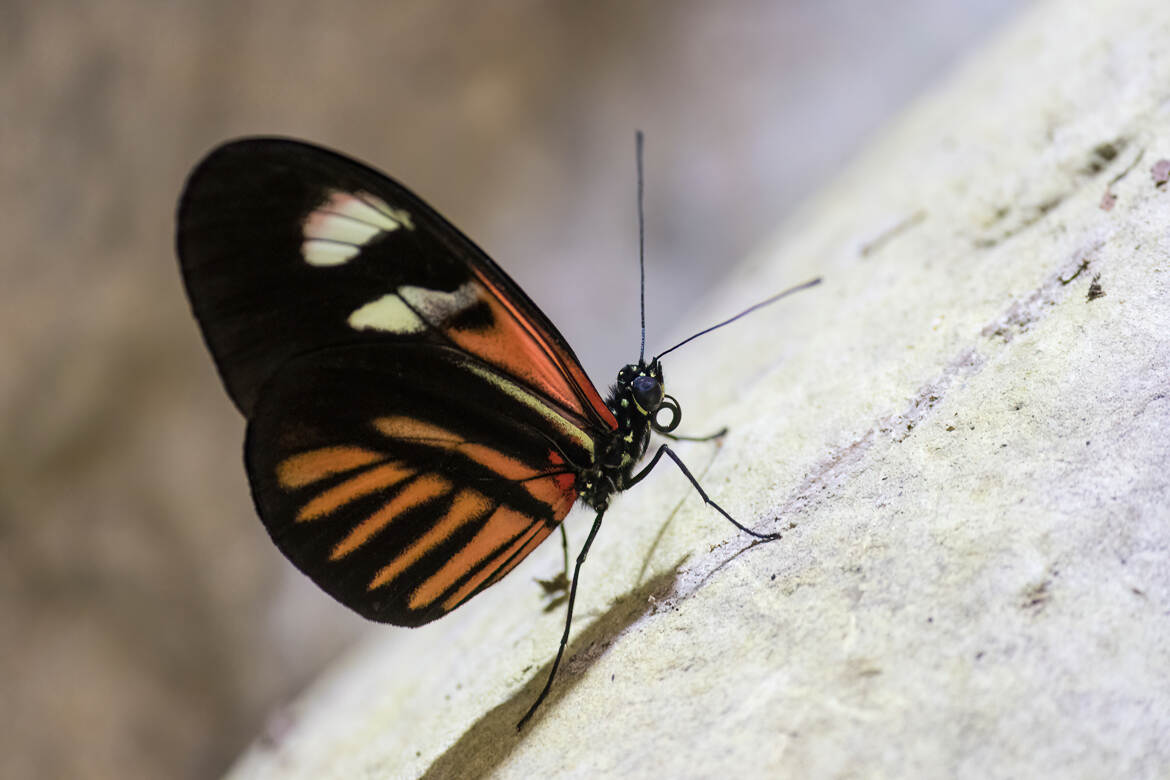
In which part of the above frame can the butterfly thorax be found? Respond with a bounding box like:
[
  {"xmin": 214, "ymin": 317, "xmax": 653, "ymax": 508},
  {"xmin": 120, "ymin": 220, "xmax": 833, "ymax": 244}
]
[{"xmin": 577, "ymin": 359, "xmax": 675, "ymax": 511}]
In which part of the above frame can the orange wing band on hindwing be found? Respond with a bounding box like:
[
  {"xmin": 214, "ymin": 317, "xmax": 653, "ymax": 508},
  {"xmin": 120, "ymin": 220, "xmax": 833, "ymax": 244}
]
[
  {"xmin": 297, "ymin": 461, "xmax": 416, "ymax": 523},
  {"xmin": 409, "ymin": 505, "xmax": 543, "ymax": 611},
  {"xmin": 276, "ymin": 446, "xmax": 386, "ymax": 489},
  {"xmin": 274, "ymin": 418, "xmax": 578, "ymax": 619},
  {"xmin": 330, "ymin": 474, "xmax": 450, "ymax": 560},
  {"xmin": 367, "ymin": 488, "xmax": 494, "ymax": 590}
]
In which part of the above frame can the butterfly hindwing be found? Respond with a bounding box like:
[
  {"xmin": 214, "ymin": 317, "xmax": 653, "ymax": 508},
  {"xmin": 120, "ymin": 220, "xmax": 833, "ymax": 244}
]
[
  {"xmin": 246, "ymin": 343, "xmax": 585, "ymax": 625},
  {"xmin": 177, "ymin": 138, "xmax": 619, "ymax": 625}
]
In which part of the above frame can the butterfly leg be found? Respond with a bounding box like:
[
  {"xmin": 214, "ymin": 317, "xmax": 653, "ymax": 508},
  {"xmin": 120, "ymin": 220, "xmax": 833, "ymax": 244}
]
[
  {"xmin": 659, "ymin": 426, "xmax": 728, "ymax": 443},
  {"xmin": 559, "ymin": 523, "xmax": 570, "ymax": 580},
  {"xmin": 517, "ymin": 506, "xmax": 607, "ymax": 730},
  {"xmin": 536, "ymin": 525, "xmax": 571, "ymax": 611},
  {"xmin": 628, "ymin": 444, "xmax": 780, "ymax": 541}
]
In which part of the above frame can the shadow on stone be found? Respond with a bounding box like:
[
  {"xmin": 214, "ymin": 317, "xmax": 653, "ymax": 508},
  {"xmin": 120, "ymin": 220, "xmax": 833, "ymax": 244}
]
[{"xmin": 420, "ymin": 564, "xmax": 683, "ymax": 779}]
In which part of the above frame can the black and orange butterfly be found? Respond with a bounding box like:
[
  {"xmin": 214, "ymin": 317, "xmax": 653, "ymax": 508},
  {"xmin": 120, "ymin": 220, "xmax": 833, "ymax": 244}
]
[{"xmin": 176, "ymin": 135, "xmax": 820, "ymax": 727}]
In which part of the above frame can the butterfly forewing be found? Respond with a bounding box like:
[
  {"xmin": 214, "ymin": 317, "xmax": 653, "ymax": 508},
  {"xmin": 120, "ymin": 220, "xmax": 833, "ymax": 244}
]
[
  {"xmin": 177, "ymin": 138, "xmax": 615, "ymax": 429},
  {"xmin": 177, "ymin": 138, "xmax": 617, "ymax": 625}
]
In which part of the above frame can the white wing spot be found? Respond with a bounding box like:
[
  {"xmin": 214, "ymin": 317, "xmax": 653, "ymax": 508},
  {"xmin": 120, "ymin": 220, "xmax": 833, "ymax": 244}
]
[
  {"xmin": 348, "ymin": 294, "xmax": 425, "ymax": 333},
  {"xmin": 301, "ymin": 190, "xmax": 414, "ymax": 267},
  {"xmin": 301, "ymin": 240, "xmax": 361, "ymax": 266}
]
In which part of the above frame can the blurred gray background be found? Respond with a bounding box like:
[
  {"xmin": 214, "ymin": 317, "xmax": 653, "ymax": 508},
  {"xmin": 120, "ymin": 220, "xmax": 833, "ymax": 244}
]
[{"xmin": 1, "ymin": 1, "xmax": 1023, "ymax": 777}]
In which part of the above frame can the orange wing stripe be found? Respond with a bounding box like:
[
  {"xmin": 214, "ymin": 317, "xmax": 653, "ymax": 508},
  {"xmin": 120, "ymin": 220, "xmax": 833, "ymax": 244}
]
[
  {"xmin": 373, "ymin": 416, "xmax": 461, "ymax": 445},
  {"xmin": 440, "ymin": 523, "xmax": 548, "ymax": 611},
  {"xmin": 296, "ymin": 461, "xmax": 415, "ymax": 522},
  {"xmin": 375, "ymin": 416, "xmax": 562, "ymax": 484},
  {"xmin": 366, "ymin": 488, "xmax": 492, "ymax": 591},
  {"xmin": 408, "ymin": 505, "xmax": 532, "ymax": 610},
  {"xmin": 277, "ymin": 446, "xmax": 385, "ymax": 489},
  {"xmin": 459, "ymin": 442, "xmax": 538, "ymax": 481},
  {"xmin": 330, "ymin": 474, "xmax": 449, "ymax": 560}
]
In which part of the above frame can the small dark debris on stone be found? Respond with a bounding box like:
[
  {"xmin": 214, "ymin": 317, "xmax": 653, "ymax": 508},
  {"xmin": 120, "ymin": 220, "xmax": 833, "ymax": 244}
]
[
  {"xmin": 1083, "ymin": 141, "xmax": 1121, "ymax": 175},
  {"xmin": 1020, "ymin": 580, "xmax": 1052, "ymax": 611},
  {"xmin": 1087, "ymin": 273, "xmax": 1105, "ymax": 302}
]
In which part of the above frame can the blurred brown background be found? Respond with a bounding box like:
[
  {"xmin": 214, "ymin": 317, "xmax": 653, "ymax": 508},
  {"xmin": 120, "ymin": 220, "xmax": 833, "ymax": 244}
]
[{"xmin": 1, "ymin": 1, "xmax": 1021, "ymax": 777}]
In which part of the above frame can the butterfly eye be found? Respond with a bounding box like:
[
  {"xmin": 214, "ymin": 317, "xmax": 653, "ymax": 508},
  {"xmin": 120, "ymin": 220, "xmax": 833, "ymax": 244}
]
[{"xmin": 631, "ymin": 374, "xmax": 663, "ymax": 413}]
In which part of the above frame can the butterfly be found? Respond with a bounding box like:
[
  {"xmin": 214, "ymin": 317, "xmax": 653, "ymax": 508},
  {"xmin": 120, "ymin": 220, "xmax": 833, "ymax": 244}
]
[{"xmin": 176, "ymin": 135, "xmax": 820, "ymax": 727}]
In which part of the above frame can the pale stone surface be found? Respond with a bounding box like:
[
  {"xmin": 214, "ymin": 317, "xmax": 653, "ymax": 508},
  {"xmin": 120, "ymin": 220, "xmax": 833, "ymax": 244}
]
[{"xmin": 229, "ymin": 0, "xmax": 1170, "ymax": 776}]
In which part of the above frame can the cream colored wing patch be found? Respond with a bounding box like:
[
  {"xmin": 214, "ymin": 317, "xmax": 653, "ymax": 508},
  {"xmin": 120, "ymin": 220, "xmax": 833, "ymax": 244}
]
[
  {"xmin": 348, "ymin": 293, "xmax": 426, "ymax": 333},
  {"xmin": 302, "ymin": 190, "xmax": 414, "ymax": 267},
  {"xmin": 347, "ymin": 281, "xmax": 482, "ymax": 334}
]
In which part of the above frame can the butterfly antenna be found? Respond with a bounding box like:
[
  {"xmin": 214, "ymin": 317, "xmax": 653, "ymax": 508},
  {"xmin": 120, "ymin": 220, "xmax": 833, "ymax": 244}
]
[
  {"xmin": 654, "ymin": 277, "xmax": 823, "ymax": 361},
  {"xmin": 636, "ymin": 130, "xmax": 647, "ymax": 364}
]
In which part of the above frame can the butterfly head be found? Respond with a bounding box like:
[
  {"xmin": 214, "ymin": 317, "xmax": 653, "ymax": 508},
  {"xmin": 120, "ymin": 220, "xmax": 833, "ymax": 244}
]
[{"xmin": 615, "ymin": 359, "xmax": 681, "ymax": 434}]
